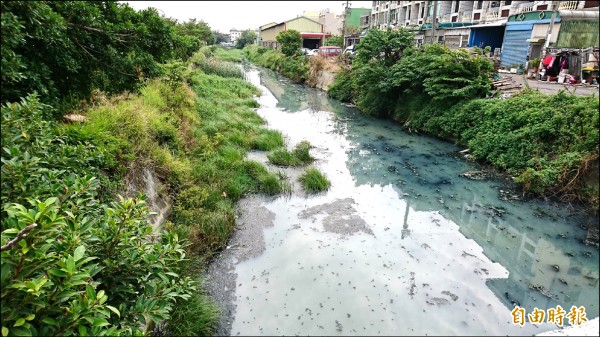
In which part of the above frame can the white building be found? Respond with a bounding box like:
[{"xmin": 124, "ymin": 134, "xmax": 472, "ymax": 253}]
[{"xmin": 230, "ymin": 28, "xmax": 243, "ymax": 44}]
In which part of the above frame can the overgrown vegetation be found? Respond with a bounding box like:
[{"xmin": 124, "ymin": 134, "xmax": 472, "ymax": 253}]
[
  {"xmin": 235, "ymin": 30, "xmax": 257, "ymax": 49},
  {"xmin": 415, "ymin": 90, "xmax": 599, "ymax": 206},
  {"xmin": 276, "ymin": 29, "xmax": 302, "ymax": 56},
  {"xmin": 244, "ymin": 45, "xmax": 308, "ymax": 83},
  {"xmin": 327, "ymin": 27, "xmax": 599, "ymax": 209},
  {"xmin": 1, "ymin": 92, "xmax": 197, "ymax": 335},
  {"xmin": 192, "ymin": 48, "xmax": 245, "ymax": 79},
  {"xmin": 2, "ymin": 0, "xmax": 292, "ymax": 332},
  {"xmin": 299, "ymin": 168, "xmax": 331, "ymax": 193},
  {"xmin": 1, "ymin": 1, "xmax": 216, "ymax": 113},
  {"xmin": 267, "ymin": 140, "xmax": 314, "ymax": 166}
]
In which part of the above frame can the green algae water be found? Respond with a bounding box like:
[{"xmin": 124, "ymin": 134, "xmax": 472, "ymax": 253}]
[{"xmin": 216, "ymin": 65, "xmax": 599, "ymax": 336}]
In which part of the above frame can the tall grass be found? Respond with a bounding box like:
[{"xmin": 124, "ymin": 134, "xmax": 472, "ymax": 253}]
[
  {"xmin": 65, "ymin": 59, "xmax": 292, "ymax": 335},
  {"xmin": 196, "ymin": 57, "xmax": 245, "ymax": 79},
  {"xmin": 267, "ymin": 140, "xmax": 314, "ymax": 166}
]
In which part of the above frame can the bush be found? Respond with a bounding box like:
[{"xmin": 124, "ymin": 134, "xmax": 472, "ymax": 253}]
[
  {"xmin": 1, "ymin": 96, "xmax": 195, "ymax": 336},
  {"xmin": 421, "ymin": 90, "xmax": 599, "ymax": 203},
  {"xmin": 328, "ymin": 68, "xmax": 354, "ymax": 102},
  {"xmin": 276, "ymin": 30, "xmax": 302, "ymax": 57},
  {"xmin": 299, "ymin": 167, "xmax": 331, "ymax": 193}
]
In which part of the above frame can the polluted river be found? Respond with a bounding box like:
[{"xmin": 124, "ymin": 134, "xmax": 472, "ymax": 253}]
[{"xmin": 205, "ymin": 64, "xmax": 599, "ymax": 336}]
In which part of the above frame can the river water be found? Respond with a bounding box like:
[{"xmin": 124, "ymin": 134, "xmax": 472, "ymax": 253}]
[{"xmin": 208, "ymin": 64, "xmax": 599, "ymax": 336}]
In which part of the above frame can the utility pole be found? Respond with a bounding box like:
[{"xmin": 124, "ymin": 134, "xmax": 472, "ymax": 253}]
[
  {"xmin": 432, "ymin": 0, "xmax": 438, "ymax": 44},
  {"xmin": 541, "ymin": 1, "xmax": 560, "ymax": 61},
  {"xmin": 341, "ymin": 0, "xmax": 350, "ymax": 49}
]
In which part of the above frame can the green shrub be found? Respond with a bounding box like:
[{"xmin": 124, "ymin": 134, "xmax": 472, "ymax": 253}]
[
  {"xmin": 328, "ymin": 68, "xmax": 354, "ymax": 102},
  {"xmin": 1, "ymin": 96, "xmax": 195, "ymax": 336},
  {"xmin": 299, "ymin": 167, "xmax": 331, "ymax": 193},
  {"xmin": 276, "ymin": 30, "xmax": 302, "ymax": 57}
]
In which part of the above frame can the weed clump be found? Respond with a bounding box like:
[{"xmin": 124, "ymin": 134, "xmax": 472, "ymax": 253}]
[
  {"xmin": 267, "ymin": 140, "xmax": 314, "ymax": 166},
  {"xmin": 299, "ymin": 167, "xmax": 331, "ymax": 193}
]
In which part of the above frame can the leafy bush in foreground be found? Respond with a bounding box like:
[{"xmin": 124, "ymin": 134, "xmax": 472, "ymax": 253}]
[{"xmin": 1, "ymin": 96, "xmax": 194, "ymax": 336}]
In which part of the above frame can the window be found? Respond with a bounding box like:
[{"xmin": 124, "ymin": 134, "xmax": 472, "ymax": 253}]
[
  {"xmin": 476, "ymin": 1, "xmax": 484, "ymax": 10},
  {"xmin": 454, "ymin": 1, "xmax": 460, "ymax": 12},
  {"xmin": 504, "ymin": 1, "xmax": 512, "ymax": 5}
]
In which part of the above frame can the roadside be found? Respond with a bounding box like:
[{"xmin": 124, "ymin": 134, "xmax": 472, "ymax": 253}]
[{"xmin": 501, "ymin": 73, "xmax": 599, "ymax": 96}]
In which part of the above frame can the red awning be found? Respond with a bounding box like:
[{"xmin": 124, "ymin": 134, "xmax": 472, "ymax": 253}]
[{"xmin": 301, "ymin": 33, "xmax": 331, "ymax": 39}]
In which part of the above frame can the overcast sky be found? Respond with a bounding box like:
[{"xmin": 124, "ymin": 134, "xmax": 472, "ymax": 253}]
[{"xmin": 124, "ymin": 1, "xmax": 373, "ymax": 33}]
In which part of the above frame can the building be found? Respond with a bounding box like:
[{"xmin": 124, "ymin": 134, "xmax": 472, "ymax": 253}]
[
  {"xmin": 343, "ymin": 8, "xmax": 373, "ymax": 47},
  {"xmin": 259, "ymin": 16, "xmax": 331, "ymax": 50},
  {"xmin": 304, "ymin": 9, "xmax": 344, "ymax": 35},
  {"xmin": 230, "ymin": 29, "xmax": 243, "ymax": 45},
  {"xmin": 499, "ymin": 1, "xmax": 599, "ymax": 70},
  {"xmin": 366, "ymin": 1, "xmax": 598, "ymax": 52}
]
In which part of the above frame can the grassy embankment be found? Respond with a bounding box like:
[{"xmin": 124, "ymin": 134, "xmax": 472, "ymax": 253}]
[{"xmin": 67, "ymin": 46, "xmax": 290, "ymax": 335}]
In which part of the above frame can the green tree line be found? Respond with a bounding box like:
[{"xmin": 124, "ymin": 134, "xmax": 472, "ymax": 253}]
[{"xmin": 1, "ymin": 1, "xmax": 215, "ymax": 112}]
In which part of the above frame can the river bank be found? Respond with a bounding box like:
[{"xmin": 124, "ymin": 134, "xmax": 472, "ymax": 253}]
[{"xmin": 243, "ymin": 42, "xmax": 599, "ymax": 214}]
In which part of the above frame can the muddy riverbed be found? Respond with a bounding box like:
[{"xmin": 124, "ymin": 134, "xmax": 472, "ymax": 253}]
[{"xmin": 204, "ymin": 64, "xmax": 599, "ymax": 336}]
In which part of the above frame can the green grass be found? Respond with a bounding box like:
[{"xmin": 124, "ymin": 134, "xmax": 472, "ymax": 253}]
[
  {"xmin": 167, "ymin": 291, "xmax": 220, "ymax": 336},
  {"xmin": 299, "ymin": 167, "xmax": 331, "ymax": 193},
  {"xmin": 196, "ymin": 57, "xmax": 245, "ymax": 79},
  {"xmin": 214, "ymin": 47, "xmax": 244, "ymax": 62},
  {"xmin": 267, "ymin": 140, "xmax": 314, "ymax": 166}
]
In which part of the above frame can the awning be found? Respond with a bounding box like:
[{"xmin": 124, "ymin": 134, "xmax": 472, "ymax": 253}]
[
  {"xmin": 468, "ymin": 21, "xmax": 507, "ymax": 29},
  {"xmin": 559, "ymin": 10, "xmax": 599, "ymax": 20},
  {"xmin": 301, "ymin": 33, "xmax": 331, "ymax": 39}
]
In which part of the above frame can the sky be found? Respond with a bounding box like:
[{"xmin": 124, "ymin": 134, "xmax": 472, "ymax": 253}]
[{"xmin": 124, "ymin": 1, "xmax": 373, "ymax": 33}]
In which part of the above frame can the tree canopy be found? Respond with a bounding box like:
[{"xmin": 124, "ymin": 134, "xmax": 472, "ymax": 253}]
[
  {"xmin": 236, "ymin": 30, "xmax": 257, "ymax": 49},
  {"xmin": 276, "ymin": 30, "xmax": 302, "ymax": 56},
  {"xmin": 0, "ymin": 1, "xmax": 215, "ymax": 112}
]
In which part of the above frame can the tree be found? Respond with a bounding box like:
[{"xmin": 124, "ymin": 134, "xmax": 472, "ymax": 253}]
[
  {"xmin": 276, "ymin": 29, "xmax": 302, "ymax": 56},
  {"xmin": 213, "ymin": 30, "xmax": 229, "ymax": 44},
  {"xmin": 354, "ymin": 28, "xmax": 415, "ymax": 67},
  {"xmin": 325, "ymin": 35, "xmax": 343, "ymax": 47},
  {"xmin": 0, "ymin": 1, "xmax": 213, "ymax": 113},
  {"xmin": 176, "ymin": 18, "xmax": 215, "ymax": 45},
  {"xmin": 236, "ymin": 30, "xmax": 257, "ymax": 49}
]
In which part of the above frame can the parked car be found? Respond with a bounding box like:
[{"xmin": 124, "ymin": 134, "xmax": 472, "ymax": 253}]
[
  {"xmin": 301, "ymin": 47, "xmax": 311, "ymax": 55},
  {"xmin": 306, "ymin": 49, "xmax": 318, "ymax": 56},
  {"xmin": 343, "ymin": 45, "xmax": 356, "ymax": 60},
  {"xmin": 318, "ymin": 46, "xmax": 342, "ymax": 57}
]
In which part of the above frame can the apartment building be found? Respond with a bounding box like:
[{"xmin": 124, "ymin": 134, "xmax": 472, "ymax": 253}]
[
  {"xmin": 368, "ymin": 1, "xmax": 597, "ymax": 49},
  {"xmin": 230, "ymin": 29, "xmax": 243, "ymax": 45}
]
